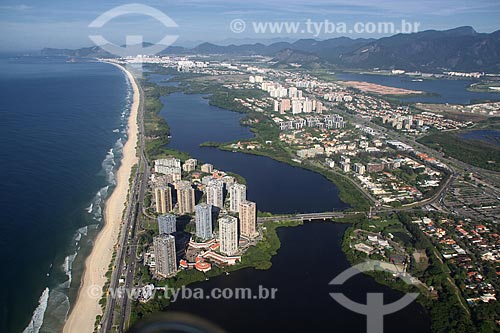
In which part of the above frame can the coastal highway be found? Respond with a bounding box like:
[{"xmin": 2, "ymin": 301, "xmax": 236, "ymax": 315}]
[{"xmin": 100, "ymin": 69, "xmax": 148, "ymax": 333}]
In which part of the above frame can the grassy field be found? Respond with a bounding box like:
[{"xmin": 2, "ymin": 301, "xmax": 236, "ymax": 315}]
[
  {"xmin": 418, "ymin": 131, "xmax": 500, "ymax": 172},
  {"xmin": 467, "ymin": 81, "xmax": 500, "ymax": 93}
]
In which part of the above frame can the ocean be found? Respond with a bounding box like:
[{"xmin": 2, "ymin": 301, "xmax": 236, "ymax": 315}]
[{"xmin": 0, "ymin": 55, "xmax": 132, "ymax": 333}]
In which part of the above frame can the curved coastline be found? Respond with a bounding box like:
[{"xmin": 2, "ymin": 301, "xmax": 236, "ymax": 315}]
[{"xmin": 63, "ymin": 63, "xmax": 139, "ymax": 333}]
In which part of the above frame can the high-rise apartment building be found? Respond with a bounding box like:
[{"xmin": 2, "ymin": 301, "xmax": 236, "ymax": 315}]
[
  {"xmin": 154, "ymin": 158, "xmax": 182, "ymax": 180},
  {"xmin": 177, "ymin": 183, "xmax": 195, "ymax": 214},
  {"xmin": 195, "ymin": 203, "xmax": 213, "ymax": 240},
  {"xmin": 279, "ymin": 98, "xmax": 291, "ymax": 114},
  {"xmin": 239, "ymin": 200, "xmax": 257, "ymax": 239},
  {"xmin": 154, "ymin": 186, "xmax": 172, "ymax": 214},
  {"xmin": 219, "ymin": 215, "xmax": 238, "ymax": 256},
  {"xmin": 158, "ymin": 214, "xmax": 176, "ymax": 234},
  {"xmin": 292, "ymin": 100, "xmax": 302, "ymax": 114},
  {"xmin": 206, "ymin": 180, "xmax": 224, "ymax": 209},
  {"xmin": 153, "ymin": 234, "xmax": 177, "ymax": 278},
  {"xmin": 201, "ymin": 163, "xmax": 213, "ymax": 173},
  {"xmin": 229, "ymin": 183, "xmax": 246, "ymax": 213},
  {"xmin": 182, "ymin": 159, "xmax": 197, "ymax": 173}
]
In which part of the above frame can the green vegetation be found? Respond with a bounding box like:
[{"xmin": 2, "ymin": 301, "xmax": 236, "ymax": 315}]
[
  {"xmin": 341, "ymin": 212, "xmax": 478, "ymax": 333},
  {"xmin": 135, "ymin": 69, "xmax": 489, "ymax": 331},
  {"xmin": 208, "ymin": 88, "xmax": 268, "ymax": 113},
  {"xmin": 199, "ymin": 141, "xmax": 223, "ymax": 148},
  {"xmin": 418, "ymin": 130, "xmax": 500, "ymax": 172},
  {"xmin": 178, "ymin": 77, "xmax": 372, "ymax": 211},
  {"xmin": 321, "ymin": 170, "xmax": 371, "ymax": 211},
  {"xmin": 240, "ymin": 220, "xmax": 303, "ymax": 270},
  {"xmin": 226, "ymin": 171, "xmax": 247, "ymax": 185},
  {"xmin": 467, "ymin": 81, "xmax": 500, "ymax": 93},
  {"xmin": 214, "ymin": 138, "xmax": 371, "ymax": 211},
  {"xmin": 152, "ymin": 71, "xmax": 371, "ymax": 211},
  {"xmin": 130, "ymin": 219, "xmax": 303, "ymax": 325},
  {"xmin": 141, "ymin": 81, "xmax": 180, "ymax": 160}
]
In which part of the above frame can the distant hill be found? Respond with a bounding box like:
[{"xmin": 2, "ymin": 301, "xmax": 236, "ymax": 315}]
[
  {"xmin": 338, "ymin": 27, "xmax": 500, "ymax": 72},
  {"xmin": 41, "ymin": 46, "xmax": 114, "ymax": 58},
  {"xmin": 41, "ymin": 27, "xmax": 500, "ymax": 72}
]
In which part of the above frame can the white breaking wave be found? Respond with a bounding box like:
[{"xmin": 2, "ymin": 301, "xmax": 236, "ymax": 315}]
[
  {"xmin": 102, "ymin": 147, "xmax": 117, "ymax": 186},
  {"xmin": 114, "ymin": 137, "xmax": 124, "ymax": 151},
  {"xmin": 85, "ymin": 203, "xmax": 93, "ymax": 213},
  {"xmin": 76, "ymin": 225, "xmax": 88, "ymax": 237},
  {"xmin": 23, "ymin": 288, "xmax": 49, "ymax": 333},
  {"xmin": 87, "ymin": 186, "xmax": 109, "ymax": 221},
  {"xmin": 39, "ymin": 289, "xmax": 71, "ymax": 333},
  {"xmin": 61, "ymin": 252, "xmax": 77, "ymax": 289},
  {"xmin": 37, "ymin": 64, "xmax": 135, "ymax": 333}
]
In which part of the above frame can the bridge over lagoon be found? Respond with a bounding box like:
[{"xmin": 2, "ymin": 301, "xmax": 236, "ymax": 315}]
[{"xmin": 257, "ymin": 211, "xmax": 363, "ymax": 223}]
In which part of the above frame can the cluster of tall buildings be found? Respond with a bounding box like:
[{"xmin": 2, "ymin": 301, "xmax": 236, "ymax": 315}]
[
  {"xmin": 382, "ymin": 115, "xmax": 424, "ymax": 130},
  {"xmin": 248, "ymin": 75, "xmax": 264, "ymax": 83},
  {"xmin": 340, "ymin": 156, "xmax": 351, "ymax": 173},
  {"xmin": 278, "ymin": 114, "xmax": 345, "ymax": 131},
  {"xmin": 195, "ymin": 180, "xmax": 258, "ymax": 256},
  {"xmin": 323, "ymin": 92, "xmax": 353, "ymax": 102},
  {"xmin": 154, "ymin": 180, "xmax": 195, "ymax": 216},
  {"xmin": 151, "ymin": 157, "xmax": 259, "ymax": 277},
  {"xmin": 339, "ymin": 156, "xmax": 370, "ymax": 175},
  {"xmin": 291, "ymin": 97, "xmax": 323, "ymax": 115},
  {"xmin": 254, "ymin": 77, "xmax": 324, "ymax": 115},
  {"xmin": 272, "ymin": 96, "xmax": 323, "ymax": 115},
  {"xmin": 221, "ymin": 205, "xmax": 258, "ymax": 255}
]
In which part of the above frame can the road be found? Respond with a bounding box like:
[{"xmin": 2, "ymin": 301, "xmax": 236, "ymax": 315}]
[
  {"xmin": 337, "ymin": 107, "xmax": 500, "ymax": 186},
  {"xmin": 100, "ymin": 71, "xmax": 149, "ymax": 333},
  {"xmin": 99, "ymin": 68, "xmax": 497, "ymax": 332},
  {"xmin": 258, "ymin": 167, "xmax": 456, "ymax": 224}
]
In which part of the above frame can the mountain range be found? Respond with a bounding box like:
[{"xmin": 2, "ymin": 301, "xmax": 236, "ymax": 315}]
[{"xmin": 41, "ymin": 26, "xmax": 500, "ymax": 72}]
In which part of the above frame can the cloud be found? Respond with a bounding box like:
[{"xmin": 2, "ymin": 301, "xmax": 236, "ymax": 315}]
[
  {"xmin": 173, "ymin": 0, "xmax": 500, "ymax": 16},
  {"xmin": 0, "ymin": 4, "xmax": 32, "ymax": 11}
]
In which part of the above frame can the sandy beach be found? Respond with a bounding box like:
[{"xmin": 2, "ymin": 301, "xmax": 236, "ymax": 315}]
[{"xmin": 63, "ymin": 63, "xmax": 139, "ymax": 333}]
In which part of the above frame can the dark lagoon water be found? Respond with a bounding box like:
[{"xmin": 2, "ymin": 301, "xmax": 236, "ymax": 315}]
[
  {"xmin": 336, "ymin": 72, "xmax": 500, "ymax": 104},
  {"xmin": 160, "ymin": 92, "xmax": 349, "ymax": 213},
  {"xmin": 157, "ymin": 85, "xmax": 430, "ymax": 332},
  {"xmin": 0, "ymin": 56, "xmax": 131, "ymax": 332},
  {"xmin": 459, "ymin": 129, "xmax": 500, "ymax": 147},
  {"xmin": 146, "ymin": 73, "xmax": 180, "ymax": 87},
  {"xmin": 168, "ymin": 223, "xmax": 430, "ymax": 333}
]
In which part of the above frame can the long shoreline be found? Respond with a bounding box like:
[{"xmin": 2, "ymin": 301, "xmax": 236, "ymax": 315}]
[{"xmin": 63, "ymin": 63, "xmax": 139, "ymax": 333}]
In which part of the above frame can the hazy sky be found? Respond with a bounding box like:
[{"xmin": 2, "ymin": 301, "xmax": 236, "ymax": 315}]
[{"xmin": 0, "ymin": 0, "xmax": 499, "ymax": 51}]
